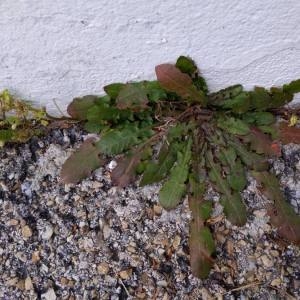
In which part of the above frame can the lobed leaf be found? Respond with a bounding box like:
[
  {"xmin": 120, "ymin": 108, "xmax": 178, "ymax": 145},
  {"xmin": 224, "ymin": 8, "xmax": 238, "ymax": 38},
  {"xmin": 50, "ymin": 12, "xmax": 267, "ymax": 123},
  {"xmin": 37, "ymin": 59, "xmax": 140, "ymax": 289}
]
[
  {"xmin": 142, "ymin": 81, "xmax": 167, "ymax": 102},
  {"xmin": 209, "ymin": 84, "xmax": 243, "ymax": 105},
  {"xmin": 227, "ymin": 137, "xmax": 269, "ymax": 171},
  {"xmin": 175, "ymin": 56, "xmax": 197, "ymax": 75},
  {"xmin": 140, "ymin": 142, "xmax": 179, "ymax": 186},
  {"xmin": 242, "ymin": 112, "xmax": 275, "ymax": 126},
  {"xmin": 159, "ymin": 139, "xmax": 192, "ymax": 209},
  {"xmin": 283, "ymin": 79, "xmax": 300, "ymax": 94},
  {"xmin": 206, "ymin": 150, "xmax": 247, "ymax": 225},
  {"xmin": 96, "ymin": 125, "xmax": 152, "ymax": 155},
  {"xmin": 217, "ymin": 117, "xmax": 250, "ymax": 135},
  {"xmin": 220, "ymin": 92, "xmax": 251, "ymax": 114},
  {"xmin": 116, "ymin": 84, "xmax": 149, "ymax": 111},
  {"xmin": 104, "ymin": 83, "xmax": 125, "ymax": 99},
  {"xmin": 249, "ymin": 87, "xmax": 271, "ymax": 111}
]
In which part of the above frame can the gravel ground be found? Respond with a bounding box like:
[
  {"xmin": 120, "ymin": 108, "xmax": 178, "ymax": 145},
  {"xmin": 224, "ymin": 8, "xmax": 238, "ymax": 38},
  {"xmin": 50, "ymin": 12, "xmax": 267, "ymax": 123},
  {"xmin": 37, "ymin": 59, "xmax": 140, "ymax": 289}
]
[{"xmin": 0, "ymin": 126, "xmax": 299, "ymax": 300}]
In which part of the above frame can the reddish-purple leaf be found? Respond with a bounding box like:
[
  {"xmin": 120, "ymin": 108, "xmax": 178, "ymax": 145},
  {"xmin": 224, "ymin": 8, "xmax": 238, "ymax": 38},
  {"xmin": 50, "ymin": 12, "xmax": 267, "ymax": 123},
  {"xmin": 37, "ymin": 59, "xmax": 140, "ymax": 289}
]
[
  {"xmin": 67, "ymin": 95, "xmax": 98, "ymax": 120},
  {"xmin": 278, "ymin": 122, "xmax": 300, "ymax": 144},
  {"xmin": 111, "ymin": 155, "xmax": 141, "ymax": 187},
  {"xmin": 189, "ymin": 194, "xmax": 215, "ymax": 278},
  {"xmin": 155, "ymin": 64, "xmax": 205, "ymax": 103},
  {"xmin": 243, "ymin": 127, "xmax": 281, "ymax": 157},
  {"xmin": 253, "ymin": 171, "xmax": 300, "ymax": 244},
  {"xmin": 60, "ymin": 137, "xmax": 104, "ymax": 184}
]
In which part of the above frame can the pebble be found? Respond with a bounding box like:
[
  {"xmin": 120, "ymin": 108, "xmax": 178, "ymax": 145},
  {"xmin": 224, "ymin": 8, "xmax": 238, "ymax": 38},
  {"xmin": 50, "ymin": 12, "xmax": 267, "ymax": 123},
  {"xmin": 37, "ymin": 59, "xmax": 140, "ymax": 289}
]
[
  {"xmin": 157, "ymin": 280, "xmax": 168, "ymax": 287},
  {"xmin": 24, "ymin": 277, "xmax": 33, "ymax": 290},
  {"xmin": 21, "ymin": 225, "xmax": 32, "ymax": 238},
  {"xmin": 41, "ymin": 225, "xmax": 54, "ymax": 240},
  {"xmin": 153, "ymin": 204, "xmax": 162, "ymax": 215},
  {"xmin": 260, "ymin": 255, "xmax": 274, "ymax": 268},
  {"xmin": 7, "ymin": 219, "xmax": 19, "ymax": 226},
  {"xmin": 271, "ymin": 278, "xmax": 282, "ymax": 287},
  {"xmin": 97, "ymin": 262, "xmax": 110, "ymax": 275},
  {"xmin": 41, "ymin": 288, "xmax": 57, "ymax": 300},
  {"xmin": 119, "ymin": 269, "xmax": 132, "ymax": 280}
]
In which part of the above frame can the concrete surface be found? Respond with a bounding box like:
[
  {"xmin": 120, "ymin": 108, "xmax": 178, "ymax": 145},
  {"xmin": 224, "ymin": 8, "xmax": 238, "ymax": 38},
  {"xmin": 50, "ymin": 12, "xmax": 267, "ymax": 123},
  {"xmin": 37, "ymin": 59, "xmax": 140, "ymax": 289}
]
[{"xmin": 0, "ymin": 0, "xmax": 300, "ymax": 114}]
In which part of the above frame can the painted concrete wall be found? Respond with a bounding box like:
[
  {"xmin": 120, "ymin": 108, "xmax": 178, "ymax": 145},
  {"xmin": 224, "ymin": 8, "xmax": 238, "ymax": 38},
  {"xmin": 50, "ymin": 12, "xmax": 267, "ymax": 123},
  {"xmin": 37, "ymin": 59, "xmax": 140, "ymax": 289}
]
[{"xmin": 0, "ymin": 0, "xmax": 300, "ymax": 114}]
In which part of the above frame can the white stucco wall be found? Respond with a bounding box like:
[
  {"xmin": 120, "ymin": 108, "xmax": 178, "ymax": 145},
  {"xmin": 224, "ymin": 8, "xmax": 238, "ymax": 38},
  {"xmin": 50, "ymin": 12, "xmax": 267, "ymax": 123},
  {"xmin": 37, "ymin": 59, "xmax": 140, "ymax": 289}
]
[{"xmin": 0, "ymin": 0, "xmax": 300, "ymax": 114}]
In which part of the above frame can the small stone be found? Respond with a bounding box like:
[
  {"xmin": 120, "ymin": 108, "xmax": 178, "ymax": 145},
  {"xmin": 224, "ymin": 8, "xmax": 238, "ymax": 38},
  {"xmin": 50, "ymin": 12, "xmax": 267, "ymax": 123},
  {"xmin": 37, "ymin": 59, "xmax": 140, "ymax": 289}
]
[
  {"xmin": 153, "ymin": 204, "xmax": 162, "ymax": 215},
  {"xmin": 25, "ymin": 277, "xmax": 33, "ymax": 290},
  {"xmin": 260, "ymin": 255, "xmax": 273, "ymax": 268},
  {"xmin": 119, "ymin": 269, "xmax": 132, "ymax": 280},
  {"xmin": 41, "ymin": 288, "xmax": 57, "ymax": 300},
  {"xmin": 103, "ymin": 224, "xmax": 112, "ymax": 240},
  {"xmin": 127, "ymin": 246, "xmax": 136, "ymax": 253},
  {"xmin": 270, "ymin": 250, "xmax": 279, "ymax": 257},
  {"xmin": 136, "ymin": 292, "xmax": 146, "ymax": 299},
  {"xmin": 172, "ymin": 235, "xmax": 181, "ymax": 249},
  {"xmin": 22, "ymin": 225, "xmax": 32, "ymax": 238},
  {"xmin": 253, "ymin": 210, "xmax": 267, "ymax": 218},
  {"xmin": 162, "ymin": 293, "xmax": 169, "ymax": 300},
  {"xmin": 60, "ymin": 277, "xmax": 69, "ymax": 285},
  {"xmin": 32, "ymin": 251, "xmax": 40, "ymax": 263},
  {"xmin": 271, "ymin": 278, "xmax": 282, "ymax": 287},
  {"xmin": 41, "ymin": 225, "xmax": 53, "ymax": 240},
  {"xmin": 157, "ymin": 280, "xmax": 168, "ymax": 287},
  {"xmin": 97, "ymin": 262, "xmax": 110, "ymax": 275},
  {"xmin": 7, "ymin": 219, "xmax": 19, "ymax": 226}
]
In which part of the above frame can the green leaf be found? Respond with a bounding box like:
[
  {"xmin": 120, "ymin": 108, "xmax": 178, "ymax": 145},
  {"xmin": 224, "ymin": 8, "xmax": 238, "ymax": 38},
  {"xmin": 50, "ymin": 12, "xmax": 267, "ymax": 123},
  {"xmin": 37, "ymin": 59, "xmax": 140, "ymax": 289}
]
[
  {"xmin": 242, "ymin": 112, "xmax": 275, "ymax": 126},
  {"xmin": 116, "ymin": 84, "xmax": 148, "ymax": 111},
  {"xmin": 252, "ymin": 172, "xmax": 300, "ymax": 244},
  {"xmin": 104, "ymin": 83, "xmax": 125, "ymax": 99},
  {"xmin": 60, "ymin": 137, "xmax": 104, "ymax": 184},
  {"xmin": 175, "ymin": 56, "xmax": 197, "ymax": 75},
  {"xmin": 227, "ymin": 160, "xmax": 247, "ymax": 191},
  {"xmin": 67, "ymin": 95, "xmax": 100, "ymax": 120},
  {"xmin": 96, "ymin": 125, "xmax": 152, "ymax": 155},
  {"xmin": 206, "ymin": 150, "xmax": 247, "ymax": 225},
  {"xmin": 140, "ymin": 142, "xmax": 180, "ymax": 186},
  {"xmin": 209, "ymin": 84, "xmax": 243, "ymax": 105},
  {"xmin": 193, "ymin": 76, "xmax": 209, "ymax": 95},
  {"xmin": 217, "ymin": 117, "xmax": 250, "ymax": 135},
  {"xmin": 269, "ymin": 87, "xmax": 293, "ymax": 108},
  {"xmin": 86, "ymin": 99, "xmax": 134, "ymax": 125},
  {"xmin": 227, "ymin": 137, "xmax": 269, "ymax": 171},
  {"xmin": 83, "ymin": 121, "xmax": 106, "ymax": 133},
  {"xmin": 143, "ymin": 81, "xmax": 167, "ymax": 102},
  {"xmin": 249, "ymin": 87, "xmax": 271, "ymax": 111},
  {"xmin": 220, "ymin": 193, "xmax": 247, "ymax": 225},
  {"xmin": 159, "ymin": 139, "xmax": 192, "ymax": 209},
  {"xmin": 217, "ymin": 148, "xmax": 247, "ymax": 191},
  {"xmin": 155, "ymin": 64, "xmax": 206, "ymax": 104},
  {"xmin": 221, "ymin": 92, "xmax": 251, "ymax": 114},
  {"xmin": 283, "ymin": 79, "xmax": 300, "ymax": 94}
]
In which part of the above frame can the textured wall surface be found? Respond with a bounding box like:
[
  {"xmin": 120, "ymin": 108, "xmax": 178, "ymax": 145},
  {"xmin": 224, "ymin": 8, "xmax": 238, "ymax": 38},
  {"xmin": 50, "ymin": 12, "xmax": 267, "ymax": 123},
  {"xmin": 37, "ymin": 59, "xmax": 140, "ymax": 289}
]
[{"xmin": 0, "ymin": 0, "xmax": 300, "ymax": 113}]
